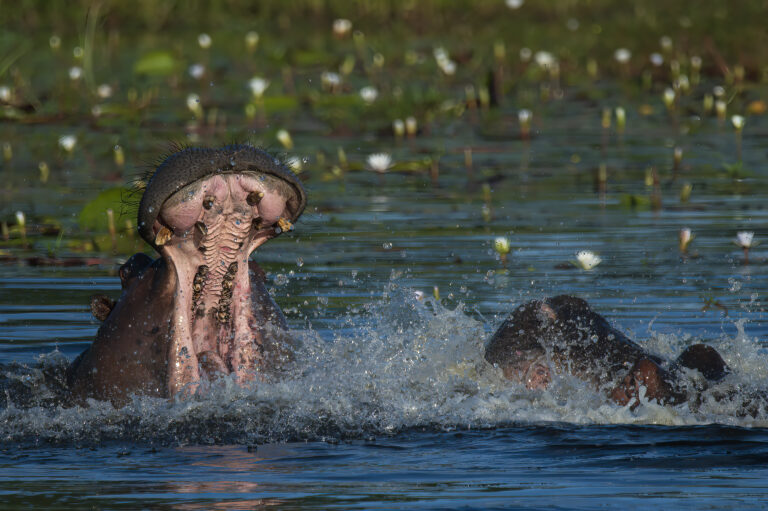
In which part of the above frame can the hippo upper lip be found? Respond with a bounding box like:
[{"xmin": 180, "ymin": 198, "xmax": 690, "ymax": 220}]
[{"xmin": 138, "ymin": 144, "xmax": 307, "ymax": 250}]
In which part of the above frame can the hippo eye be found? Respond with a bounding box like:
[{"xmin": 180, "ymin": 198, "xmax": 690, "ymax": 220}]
[
  {"xmin": 246, "ymin": 191, "xmax": 264, "ymax": 206},
  {"xmin": 203, "ymin": 196, "xmax": 215, "ymax": 210}
]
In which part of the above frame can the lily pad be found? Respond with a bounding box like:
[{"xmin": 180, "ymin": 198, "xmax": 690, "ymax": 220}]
[
  {"xmin": 79, "ymin": 188, "xmax": 136, "ymax": 232},
  {"xmin": 134, "ymin": 51, "xmax": 178, "ymax": 76}
]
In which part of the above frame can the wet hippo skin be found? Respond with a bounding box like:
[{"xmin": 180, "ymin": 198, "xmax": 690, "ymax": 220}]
[
  {"xmin": 485, "ymin": 295, "xmax": 729, "ymax": 408},
  {"xmin": 66, "ymin": 145, "xmax": 306, "ymax": 403}
]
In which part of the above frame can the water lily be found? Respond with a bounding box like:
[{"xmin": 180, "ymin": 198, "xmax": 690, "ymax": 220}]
[
  {"xmin": 614, "ymin": 48, "xmax": 631, "ymax": 64},
  {"xmin": 662, "ymin": 88, "xmax": 675, "ymax": 110},
  {"xmin": 0, "ymin": 86, "xmax": 10, "ymax": 102},
  {"xmin": 333, "ymin": 18, "xmax": 352, "ymax": 37},
  {"xmin": 68, "ymin": 66, "xmax": 82, "ymax": 81},
  {"xmin": 534, "ymin": 51, "xmax": 556, "ymax": 69},
  {"xmin": 392, "ymin": 119, "xmax": 405, "ymax": 137},
  {"xmin": 615, "ymin": 107, "xmax": 626, "ymax": 132},
  {"xmin": 244, "ymin": 31, "xmax": 259, "ymax": 51},
  {"xmin": 735, "ymin": 231, "xmax": 757, "ymax": 264},
  {"xmin": 731, "ymin": 115, "xmax": 745, "ymax": 132},
  {"xmin": 715, "ymin": 100, "xmax": 727, "ymax": 121},
  {"xmin": 650, "ymin": 53, "xmax": 664, "ymax": 67},
  {"xmin": 519, "ymin": 47, "xmax": 532, "ymax": 62},
  {"xmin": 405, "ymin": 116, "xmax": 418, "ymax": 137},
  {"xmin": 438, "ymin": 59, "xmax": 457, "ymax": 75},
  {"xmin": 366, "ymin": 152, "xmax": 393, "ymax": 174},
  {"xmin": 690, "ymin": 55, "xmax": 702, "ymax": 71},
  {"xmin": 359, "ymin": 86, "xmax": 378, "ymax": 104},
  {"xmin": 49, "ymin": 35, "xmax": 61, "ymax": 50},
  {"xmin": 735, "ymin": 231, "xmax": 755, "ymax": 249},
  {"xmin": 197, "ymin": 33, "xmax": 212, "ymax": 49},
  {"xmin": 518, "ymin": 109, "xmax": 532, "ymax": 139},
  {"xmin": 321, "ymin": 71, "xmax": 341, "ymax": 91},
  {"xmin": 96, "ymin": 84, "xmax": 113, "ymax": 99},
  {"xmin": 573, "ymin": 250, "xmax": 602, "ymax": 270},
  {"xmin": 286, "ymin": 156, "xmax": 303, "ymax": 173},
  {"xmin": 276, "ymin": 129, "xmax": 293, "ymax": 149},
  {"xmin": 58, "ymin": 134, "xmax": 77, "ymax": 153},
  {"xmin": 114, "ymin": 145, "xmax": 125, "ymax": 167},
  {"xmin": 186, "ymin": 93, "xmax": 202, "ymax": 117},
  {"xmin": 73, "ymin": 46, "xmax": 84, "ymax": 59},
  {"xmin": 494, "ymin": 236, "xmax": 512, "ymax": 265},
  {"xmin": 248, "ymin": 77, "xmax": 270, "ymax": 98},
  {"xmin": 188, "ymin": 63, "xmax": 205, "ymax": 80},
  {"xmin": 660, "ymin": 35, "xmax": 673, "ymax": 51},
  {"xmin": 679, "ymin": 228, "xmax": 694, "ymax": 252},
  {"xmin": 506, "ymin": 0, "xmax": 524, "ymax": 8}
]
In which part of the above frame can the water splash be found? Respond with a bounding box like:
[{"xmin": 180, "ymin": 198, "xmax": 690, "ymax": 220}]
[{"xmin": 2, "ymin": 289, "xmax": 767, "ymax": 446}]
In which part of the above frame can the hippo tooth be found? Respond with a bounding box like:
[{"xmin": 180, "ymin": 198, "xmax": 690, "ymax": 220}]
[
  {"xmin": 195, "ymin": 221, "xmax": 208, "ymax": 236},
  {"xmin": 277, "ymin": 217, "xmax": 293, "ymax": 232},
  {"xmin": 246, "ymin": 191, "xmax": 265, "ymax": 206},
  {"xmin": 154, "ymin": 227, "xmax": 173, "ymax": 246}
]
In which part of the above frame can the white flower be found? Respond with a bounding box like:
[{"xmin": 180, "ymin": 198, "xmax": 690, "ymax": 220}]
[
  {"xmin": 58, "ymin": 134, "xmax": 77, "ymax": 152},
  {"xmin": 188, "ymin": 63, "xmax": 205, "ymax": 80},
  {"xmin": 735, "ymin": 231, "xmax": 755, "ymax": 248},
  {"xmin": 15, "ymin": 211, "xmax": 25, "ymax": 227},
  {"xmin": 405, "ymin": 116, "xmax": 418, "ymax": 135},
  {"xmin": 96, "ymin": 84, "xmax": 113, "ymax": 99},
  {"xmin": 286, "ymin": 156, "xmax": 302, "ymax": 172},
  {"xmin": 91, "ymin": 104, "xmax": 102, "ymax": 117},
  {"xmin": 359, "ymin": 86, "xmax": 378, "ymax": 104},
  {"xmin": 731, "ymin": 115, "xmax": 745, "ymax": 131},
  {"xmin": 663, "ymin": 87, "xmax": 675, "ymax": 107},
  {"xmin": 650, "ymin": 53, "xmax": 664, "ymax": 67},
  {"xmin": 197, "ymin": 33, "xmax": 212, "ymax": 49},
  {"xmin": 679, "ymin": 228, "xmax": 693, "ymax": 250},
  {"xmin": 276, "ymin": 129, "xmax": 293, "ymax": 149},
  {"xmin": 321, "ymin": 71, "xmax": 341, "ymax": 90},
  {"xmin": 690, "ymin": 55, "xmax": 702, "ymax": 70},
  {"xmin": 713, "ymin": 85, "xmax": 725, "ymax": 98},
  {"xmin": 433, "ymin": 47, "xmax": 449, "ymax": 64},
  {"xmin": 73, "ymin": 46, "xmax": 84, "ymax": 59},
  {"xmin": 534, "ymin": 51, "xmax": 556, "ymax": 69},
  {"xmin": 519, "ymin": 47, "xmax": 532, "ymax": 62},
  {"xmin": 518, "ymin": 109, "xmax": 532, "ymax": 124},
  {"xmin": 574, "ymin": 250, "xmax": 602, "ymax": 270},
  {"xmin": 413, "ymin": 290, "xmax": 425, "ymax": 301},
  {"xmin": 715, "ymin": 100, "xmax": 727, "ymax": 118},
  {"xmin": 439, "ymin": 59, "xmax": 457, "ymax": 75},
  {"xmin": 506, "ymin": 0, "xmax": 524, "ymax": 8},
  {"xmin": 186, "ymin": 93, "xmax": 201, "ymax": 113},
  {"xmin": 68, "ymin": 66, "xmax": 82, "ymax": 81},
  {"xmin": 248, "ymin": 77, "xmax": 270, "ymax": 98},
  {"xmin": 49, "ymin": 35, "xmax": 61, "ymax": 50},
  {"xmin": 660, "ymin": 35, "xmax": 673, "ymax": 51},
  {"xmin": 494, "ymin": 236, "xmax": 511, "ymax": 255},
  {"xmin": 366, "ymin": 153, "xmax": 393, "ymax": 173},
  {"xmin": 333, "ymin": 18, "xmax": 352, "ymax": 37},
  {"xmin": 392, "ymin": 119, "xmax": 405, "ymax": 137},
  {"xmin": 614, "ymin": 48, "xmax": 631, "ymax": 64},
  {"xmin": 245, "ymin": 31, "xmax": 259, "ymax": 50},
  {"xmin": 0, "ymin": 86, "xmax": 10, "ymax": 102}
]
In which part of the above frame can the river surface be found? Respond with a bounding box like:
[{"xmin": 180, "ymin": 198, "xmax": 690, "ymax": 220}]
[{"xmin": 2, "ymin": 35, "xmax": 768, "ymax": 511}]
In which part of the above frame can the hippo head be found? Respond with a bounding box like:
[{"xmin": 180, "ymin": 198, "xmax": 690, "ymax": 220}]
[{"xmin": 133, "ymin": 145, "xmax": 306, "ymax": 395}]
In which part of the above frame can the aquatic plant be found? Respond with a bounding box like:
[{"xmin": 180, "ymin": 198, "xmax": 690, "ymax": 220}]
[
  {"xmin": 573, "ymin": 250, "xmax": 602, "ymax": 270},
  {"xmin": 679, "ymin": 228, "xmax": 693, "ymax": 253}
]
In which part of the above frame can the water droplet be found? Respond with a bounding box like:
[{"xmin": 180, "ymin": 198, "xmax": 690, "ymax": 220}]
[
  {"xmin": 382, "ymin": 242, "xmax": 393, "ymax": 250},
  {"xmin": 296, "ymin": 257, "xmax": 304, "ymax": 267}
]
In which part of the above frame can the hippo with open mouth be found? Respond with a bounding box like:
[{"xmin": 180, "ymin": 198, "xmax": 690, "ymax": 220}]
[{"xmin": 66, "ymin": 145, "xmax": 306, "ymax": 403}]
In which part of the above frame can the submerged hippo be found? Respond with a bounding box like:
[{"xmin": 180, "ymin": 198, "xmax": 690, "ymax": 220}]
[
  {"xmin": 66, "ymin": 145, "xmax": 306, "ymax": 403},
  {"xmin": 485, "ymin": 295, "xmax": 730, "ymax": 408}
]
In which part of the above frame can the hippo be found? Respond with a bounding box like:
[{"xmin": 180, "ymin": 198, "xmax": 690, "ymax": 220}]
[
  {"xmin": 485, "ymin": 295, "xmax": 731, "ymax": 409},
  {"xmin": 66, "ymin": 144, "xmax": 306, "ymax": 403}
]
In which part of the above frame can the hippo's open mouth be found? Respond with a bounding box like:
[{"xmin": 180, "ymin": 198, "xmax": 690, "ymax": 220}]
[{"xmin": 133, "ymin": 145, "xmax": 306, "ymax": 394}]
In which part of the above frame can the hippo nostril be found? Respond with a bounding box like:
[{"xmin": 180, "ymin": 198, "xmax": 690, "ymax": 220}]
[
  {"xmin": 246, "ymin": 191, "xmax": 264, "ymax": 206},
  {"xmin": 203, "ymin": 196, "xmax": 215, "ymax": 210}
]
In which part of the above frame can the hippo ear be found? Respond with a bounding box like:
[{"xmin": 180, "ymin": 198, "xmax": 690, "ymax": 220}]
[{"xmin": 90, "ymin": 294, "xmax": 116, "ymax": 322}]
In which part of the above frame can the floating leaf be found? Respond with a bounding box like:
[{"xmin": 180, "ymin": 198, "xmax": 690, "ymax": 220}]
[
  {"xmin": 134, "ymin": 51, "xmax": 178, "ymax": 76},
  {"xmin": 79, "ymin": 188, "xmax": 135, "ymax": 232}
]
